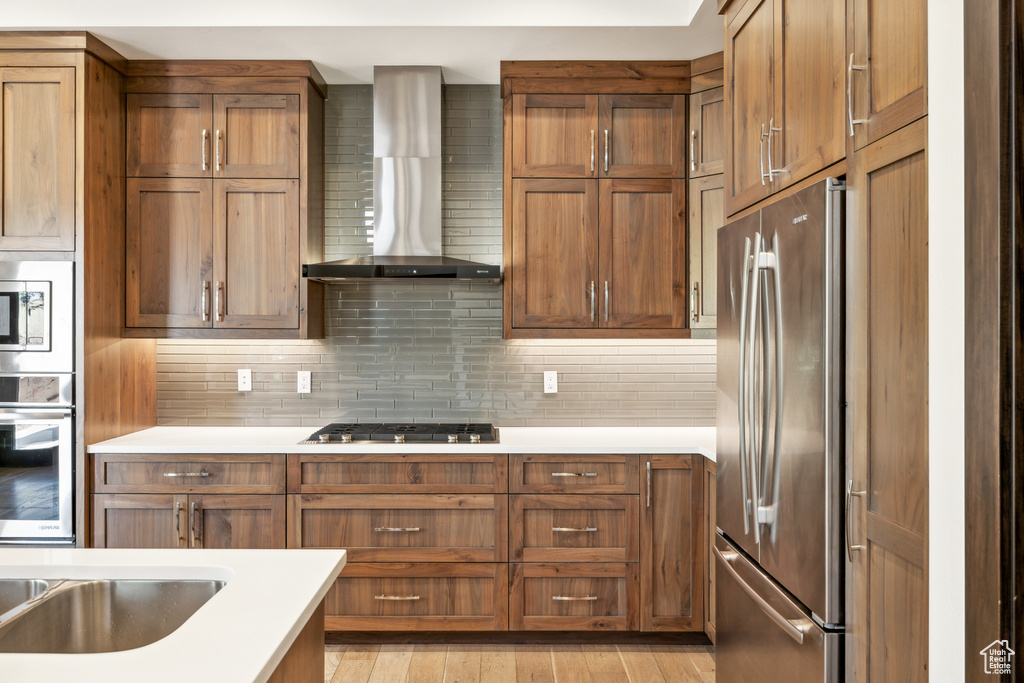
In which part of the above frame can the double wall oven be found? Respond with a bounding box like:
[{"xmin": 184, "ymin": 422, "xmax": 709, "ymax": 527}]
[{"xmin": 0, "ymin": 262, "xmax": 75, "ymax": 545}]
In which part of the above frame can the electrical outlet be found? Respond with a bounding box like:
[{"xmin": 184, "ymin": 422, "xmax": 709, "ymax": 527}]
[
  {"xmin": 297, "ymin": 371, "xmax": 311, "ymax": 394},
  {"xmin": 543, "ymin": 370, "xmax": 558, "ymax": 394},
  {"xmin": 237, "ymin": 369, "xmax": 252, "ymax": 392}
]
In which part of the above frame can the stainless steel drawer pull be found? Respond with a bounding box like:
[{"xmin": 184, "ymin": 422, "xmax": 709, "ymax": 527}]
[
  {"xmin": 552, "ymin": 527, "xmax": 597, "ymax": 532},
  {"xmin": 373, "ymin": 527, "xmax": 421, "ymax": 532},
  {"xmin": 375, "ymin": 595, "xmax": 420, "ymax": 601},
  {"xmin": 215, "ymin": 129, "xmax": 222, "ymax": 171},
  {"xmin": 553, "ymin": 595, "xmax": 598, "ymax": 601},
  {"xmin": 604, "ymin": 129, "xmax": 609, "ymax": 173},
  {"xmin": 690, "ymin": 129, "xmax": 697, "ymax": 171},
  {"xmin": 201, "ymin": 281, "xmax": 210, "ymax": 322},
  {"xmin": 163, "ymin": 471, "xmax": 210, "ymax": 478},
  {"xmin": 551, "ymin": 472, "xmax": 598, "ymax": 477},
  {"xmin": 590, "ymin": 130, "xmax": 595, "ymax": 173},
  {"xmin": 201, "ymin": 129, "xmax": 208, "ymax": 171}
]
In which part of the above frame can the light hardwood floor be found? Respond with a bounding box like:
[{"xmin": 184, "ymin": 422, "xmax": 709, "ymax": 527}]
[{"xmin": 324, "ymin": 644, "xmax": 715, "ymax": 683}]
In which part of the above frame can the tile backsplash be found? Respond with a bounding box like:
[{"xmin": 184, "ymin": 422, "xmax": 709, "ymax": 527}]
[{"xmin": 156, "ymin": 85, "xmax": 717, "ymax": 427}]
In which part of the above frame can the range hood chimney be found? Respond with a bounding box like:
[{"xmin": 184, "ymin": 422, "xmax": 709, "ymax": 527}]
[{"xmin": 303, "ymin": 66, "xmax": 501, "ymax": 283}]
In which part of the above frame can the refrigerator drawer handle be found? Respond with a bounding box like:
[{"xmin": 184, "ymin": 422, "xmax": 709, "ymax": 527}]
[{"xmin": 713, "ymin": 545, "xmax": 813, "ymax": 645}]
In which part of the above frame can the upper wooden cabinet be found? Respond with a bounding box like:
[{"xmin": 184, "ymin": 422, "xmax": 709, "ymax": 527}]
[
  {"xmin": 689, "ymin": 87, "xmax": 725, "ymax": 178},
  {"xmin": 724, "ymin": 0, "xmax": 846, "ymax": 215},
  {"xmin": 848, "ymin": 0, "xmax": 927, "ymax": 151},
  {"xmin": 127, "ymin": 93, "xmax": 300, "ymax": 179},
  {"xmin": 688, "ymin": 175, "xmax": 723, "ymax": 332},
  {"xmin": 0, "ymin": 65, "xmax": 75, "ymax": 251},
  {"xmin": 123, "ymin": 62, "xmax": 325, "ymax": 339}
]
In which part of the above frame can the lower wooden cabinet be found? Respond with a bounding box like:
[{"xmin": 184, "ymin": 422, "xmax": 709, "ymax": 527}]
[
  {"xmin": 705, "ymin": 460, "xmax": 717, "ymax": 642},
  {"xmin": 509, "ymin": 563, "xmax": 639, "ymax": 631},
  {"xmin": 511, "ymin": 494, "xmax": 639, "ymax": 563},
  {"xmin": 324, "ymin": 563, "xmax": 508, "ymax": 631}
]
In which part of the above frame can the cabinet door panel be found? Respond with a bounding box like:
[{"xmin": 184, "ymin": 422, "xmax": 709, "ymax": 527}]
[
  {"xmin": 126, "ymin": 178, "xmax": 214, "ymax": 328},
  {"xmin": 213, "ymin": 94, "xmax": 300, "ymax": 179},
  {"xmin": 689, "ymin": 87, "xmax": 725, "ymax": 177},
  {"xmin": 511, "ymin": 494, "xmax": 639, "ymax": 563},
  {"xmin": 213, "ymin": 178, "xmax": 299, "ymax": 329},
  {"xmin": 725, "ymin": 0, "xmax": 774, "ymax": 215},
  {"xmin": 190, "ymin": 494, "xmax": 285, "ymax": 549},
  {"xmin": 851, "ymin": 0, "xmax": 927, "ymax": 150},
  {"xmin": 599, "ymin": 94, "xmax": 686, "ymax": 178},
  {"xmin": 687, "ymin": 175, "xmax": 723, "ymax": 330},
  {"xmin": 511, "ymin": 178, "xmax": 599, "ymax": 328},
  {"xmin": 512, "ymin": 94, "xmax": 598, "ymax": 178},
  {"xmin": 127, "ymin": 93, "xmax": 212, "ymax": 178},
  {"xmin": 92, "ymin": 494, "xmax": 186, "ymax": 549},
  {"xmin": 510, "ymin": 563, "xmax": 638, "ymax": 631},
  {"xmin": 599, "ymin": 178, "xmax": 685, "ymax": 329},
  {"xmin": 0, "ymin": 67, "xmax": 75, "ymax": 251}
]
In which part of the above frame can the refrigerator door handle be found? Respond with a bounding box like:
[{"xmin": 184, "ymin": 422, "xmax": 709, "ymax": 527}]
[
  {"xmin": 737, "ymin": 236, "xmax": 753, "ymax": 535},
  {"xmin": 747, "ymin": 232, "xmax": 763, "ymax": 545},
  {"xmin": 714, "ymin": 544, "xmax": 814, "ymax": 645}
]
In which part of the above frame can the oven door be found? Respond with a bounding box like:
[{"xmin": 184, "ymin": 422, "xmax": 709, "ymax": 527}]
[{"xmin": 0, "ymin": 410, "xmax": 73, "ymax": 544}]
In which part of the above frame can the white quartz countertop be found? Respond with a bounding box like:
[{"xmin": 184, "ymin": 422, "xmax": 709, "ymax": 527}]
[
  {"xmin": 88, "ymin": 426, "xmax": 716, "ymax": 461},
  {"xmin": 0, "ymin": 548, "xmax": 346, "ymax": 683}
]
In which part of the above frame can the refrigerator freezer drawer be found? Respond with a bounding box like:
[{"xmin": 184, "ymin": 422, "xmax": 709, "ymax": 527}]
[{"xmin": 715, "ymin": 535, "xmax": 841, "ymax": 683}]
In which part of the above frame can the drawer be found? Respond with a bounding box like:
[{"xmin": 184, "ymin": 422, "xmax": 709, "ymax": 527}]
[
  {"xmin": 288, "ymin": 494, "xmax": 508, "ymax": 562},
  {"xmin": 93, "ymin": 454, "xmax": 285, "ymax": 494},
  {"xmin": 286, "ymin": 453, "xmax": 507, "ymax": 494},
  {"xmin": 510, "ymin": 563, "xmax": 638, "ymax": 631},
  {"xmin": 324, "ymin": 563, "xmax": 508, "ymax": 631},
  {"xmin": 511, "ymin": 454, "xmax": 639, "ymax": 494},
  {"xmin": 511, "ymin": 494, "xmax": 638, "ymax": 563}
]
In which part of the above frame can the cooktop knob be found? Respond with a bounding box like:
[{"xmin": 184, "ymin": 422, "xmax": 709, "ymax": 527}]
[
  {"xmin": 394, "ymin": 434, "xmax": 405, "ymax": 443},
  {"xmin": 318, "ymin": 434, "xmax": 330, "ymax": 443},
  {"xmin": 448, "ymin": 434, "xmax": 459, "ymax": 443},
  {"xmin": 470, "ymin": 434, "xmax": 481, "ymax": 443},
  {"xmin": 341, "ymin": 434, "xmax": 353, "ymax": 443}
]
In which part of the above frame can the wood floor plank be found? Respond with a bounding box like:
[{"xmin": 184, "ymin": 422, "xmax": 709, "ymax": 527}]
[
  {"xmin": 479, "ymin": 645, "xmax": 518, "ymax": 683},
  {"xmin": 368, "ymin": 644, "xmax": 413, "ymax": 683},
  {"xmin": 516, "ymin": 645, "xmax": 555, "ymax": 683},
  {"xmin": 444, "ymin": 645, "xmax": 483, "ymax": 683},
  {"xmin": 406, "ymin": 644, "xmax": 447, "ymax": 683},
  {"xmin": 689, "ymin": 650, "xmax": 716, "ymax": 673},
  {"xmin": 581, "ymin": 645, "xmax": 629, "ymax": 683},
  {"xmin": 699, "ymin": 673, "xmax": 715, "ymax": 683},
  {"xmin": 325, "ymin": 645, "xmax": 347, "ymax": 683},
  {"xmin": 616, "ymin": 645, "xmax": 667, "ymax": 683},
  {"xmin": 649, "ymin": 647, "xmax": 703, "ymax": 683},
  {"xmin": 331, "ymin": 644, "xmax": 380, "ymax": 683},
  {"xmin": 550, "ymin": 645, "xmax": 593, "ymax": 683}
]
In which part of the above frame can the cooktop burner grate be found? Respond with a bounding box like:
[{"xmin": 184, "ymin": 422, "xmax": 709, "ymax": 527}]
[{"xmin": 300, "ymin": 422, "xmax": 497, "ymax": 444}]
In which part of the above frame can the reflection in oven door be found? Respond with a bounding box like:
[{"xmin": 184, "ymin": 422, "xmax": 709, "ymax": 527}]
[{"xmin": 0, "ymin": 412, "xmax": 73, "ymax": 543}]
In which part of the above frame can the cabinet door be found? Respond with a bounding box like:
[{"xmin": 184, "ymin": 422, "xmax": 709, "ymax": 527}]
[
  {"xmin": 598, "ymin": 178, "xmax": 686, "ymax": 329},
  {"xmin": 512, "ymin": 94, "xmax": 598, "ymax": 178},
  {"xmin": 213, "ymin": 178, "xmax": 299, "ymax": 329},
  {"xmin": 846, "ymin": 119, "xmax": 928, "ymax": 682},
  {"xmin": 771, "ymin": 0, "xmax": 846, "ymax": 189},
  {"xmin": 510, "ymin": 178, "xmax": 599, "ymax": 329},
  {"xmin": 850, "ymin": 0, "xmax": 927, "ymax": 151},
  {"xmin": 705, "ymin": 461, "xmax": 717, "ymax": 642},
  {"xmin": 126, "ymin": 178, "xmax": 214, "ymax": 328},
  {"xmin": 598, "ymin": 94, "xmax": 686, "ymax": 178},
  {"xmin": 126, "ymin": 93, "xmax": 213, "ymax": 178},
  {"xmin": 687, "ymin": 175, "xmax": 723, "ymax": 330},
  {"xmin": 213, "ymin": 94, "xmax": 300, "ymax": 179},
  {"xmin": 189, "ymin": 494, "xmax": 285, "ymax": 549},
  {"xmin": 640, "ymin": 455, "xmax": 704, "ymax": 631},
  {"xmin": 0, "ymin": 67, "xmax": 75, "ymax": 251},
  {"xmin": 92, "ymin": 494, "xmax": 187, "ymax": 548},
  {"xmin": 689, "ymin": 87, "xmax": 725, "ymax": 178},
  {"xmin": 725, "ymin": 0, "xmax": 774, "ymax": 215}
]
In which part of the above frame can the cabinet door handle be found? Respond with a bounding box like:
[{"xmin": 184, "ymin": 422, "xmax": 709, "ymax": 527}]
[
  {"xmin": 590, "ymin": 130, "xmax": 596, "ymax": 173},
  {"xmin": 201, "ymin": 129, "xmax": 208, "ymax": 171},
  {"xmin": 215, "ymin": 282, "xmax": 224, "ymax": 322},
  {"xmin": 190, "ymin": 501, "xmax": 203, "ymax": 548},
  {"xmin": 603, "ymin": 129, "xmax": 610, "ymax": 173},
  {"xmin": 590, "ymin": 281, "xmax": 595, "ymax": 322},
  {"xmin": 847, "ymin": 53, "xmax": 868, "ymax": 136},
  {"xmin": 604, "ymin": 281, "xmax": 609, "ymax": 322},
  {"xmin": 646, "ymin": 460, "xmax": 652, "ymax": 508},
  {"xmin": 551, "ymin": 472, "xmax": 598, "ymax": 477},
  {"xmin": 375, "ymin": 595, "xmax": 420, "ymax": 601},
  {"xmin": 201, "ymin": 281, "xmax": 210, "ymax": 322},
  {"xmin": 765, "ymin": 117, "xmax": 782, "ymax": 181},
  {"xmin": 174, "ymin": 501, "xmax": 182, "ymax": 543},
  {"xmin": 215, "ymin": 129, "xmax": 222, "ymax": 171},
  {"xmin": 552, "ymin": 527, "xmax": 598, "ymax": 532},
  {"xmin": 373, "ymin": 527, "xmax": 421, "ymax": 532},
  {"xmin": 846, "ymin": 480, "xmax": 866, "ymax": 561},
  {"xmin": 690, "ymin": 129, "xmax": 697, "ymax": 172},
  {"xmin": 553, "ymin": 595, "xmax": 598, "ymax": 601},
  {"xmin": 691, "ymin": 282, "xmax": 700, "ymax": 323},
  {"xmin": 759, "ymin": 123, "xmax": 768, "ymax": 186},
  {"xmin": 163, "ymin": 471, "xmax": 210, "ymax": 478}
]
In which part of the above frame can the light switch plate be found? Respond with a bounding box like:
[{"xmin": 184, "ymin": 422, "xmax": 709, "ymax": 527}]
[
  {"xmin": 237, "ymin": 369, "xmax": 252, "ymax": 392},
  {"xmin": 544, "ymin": 370, "xmax": 558, "ymax": 394},
  {"xmin": 297, "ymin": 371, "xmax": 311, "ymax": 394}
]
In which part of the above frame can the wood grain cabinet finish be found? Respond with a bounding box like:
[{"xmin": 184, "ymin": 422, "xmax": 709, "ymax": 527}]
[
  {"xmin": 687, "ymin": 175, "xmax": 723, "ymax": 331},
  {"xmin": 0, "ymin": 66, "xmax": 75, "ymax": 251},
  {"xmin": 287, "ymin": 453, "xmax": 507, "ymax": 494},
  {"xmin": 640, "ymin": 454, "xmax": 704, "ymax": 631},
  {"xmin": 92, "ymin": 493, "xmax": 187, "ymax": 549},
  {"xmin": 689, "ymin": 86, "xmax": 725, "ymax": 178},
  {"xmin": 509, "ymin": 563, "xmax": 639, "ymax": 631},
  {"xmin": 848, "ymin": 0, "xmax": 927, "ymax": 151},
  {"xmin": 93, "ymin": 453, "xmax": 285, "ymax": 494},
  {"xmin": 511, "ymin": 494, "xmax": 639, "ymax": 564},
  {"xmin": 705, "ymin": 460, "xmax": 717, "ymax": 642},
  {"xmin": 510, "ymin": 454, "xmax": 639, "ymax": 494},
  {"xmin": 325, "ymin": 563, "xmax": 508, "ymax": 631}
]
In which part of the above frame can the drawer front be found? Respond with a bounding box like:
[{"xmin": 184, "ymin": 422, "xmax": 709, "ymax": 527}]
[
  {"xmin": 287, "ymin": 453, "xmax": 507, "ymax": 494},
  {"xmin": 288, "ymin": 494, "xmax": 508, "ymax": 562},
  {"xmin": 511, "ymin": 454, "xmax": 639, "ymax": 494},
  {"xmin": 325, "ymin": 563, "xmax": 508, "ymax": 631},
  {"xmin": 510, "ymin": 563, "xmax": 638, "ymax": 631},
  {"xmin": 511, "ymin": 494, "xmax": 638, "ymax": 563},
  {"xmin": 93, "ymin": 454, "xmax": 285, "ymax": 494}
]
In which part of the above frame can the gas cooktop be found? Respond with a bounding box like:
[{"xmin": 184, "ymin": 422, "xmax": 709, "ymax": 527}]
[{"xmin": 300, "ymin": 422, "xmax": 498, "ymax": 444}]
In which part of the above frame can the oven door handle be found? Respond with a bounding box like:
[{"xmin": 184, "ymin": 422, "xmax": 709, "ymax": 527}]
[{"xmin": 0, "ymin": 409, "xmax": 73, "ymax": 422}]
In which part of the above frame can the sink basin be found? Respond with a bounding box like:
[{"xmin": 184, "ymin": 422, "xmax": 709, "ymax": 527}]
[
  {"xmin": 0, "ymin": 579, "xmax": 226, "ymax": 654},
  {"xmin": 0, "ymin": 580, "xmax": 49, "ymax": 616}
]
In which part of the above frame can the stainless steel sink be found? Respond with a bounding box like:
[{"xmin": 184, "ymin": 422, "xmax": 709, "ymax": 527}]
[
  {"xmin": 0, "ymin": 579, "xmax": 49, "ymax": 616},
  {"xmin": 0, "ymin": 579, "xmax": 226, "ymax": 653}
]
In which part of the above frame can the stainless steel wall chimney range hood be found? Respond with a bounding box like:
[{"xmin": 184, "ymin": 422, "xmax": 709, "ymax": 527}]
[{"xmin": 303, "ymin": 66, "xmax": 501, "ymax": 283}]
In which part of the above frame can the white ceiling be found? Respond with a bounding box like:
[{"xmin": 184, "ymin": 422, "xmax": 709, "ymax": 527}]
[{"xmin": 3, "ymin": 0, "xmax": 725, "ymax": 84}]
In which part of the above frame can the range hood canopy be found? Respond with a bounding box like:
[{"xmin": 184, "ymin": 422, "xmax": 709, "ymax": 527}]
[{"xmin": 304, "ymin": 65, "xmax": 501, "ymax": 283}]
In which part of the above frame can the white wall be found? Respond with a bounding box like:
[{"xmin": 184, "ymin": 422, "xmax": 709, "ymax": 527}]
[{"xmin": 928, "ymin": 0, "xmax": 965, "ymax": 680}]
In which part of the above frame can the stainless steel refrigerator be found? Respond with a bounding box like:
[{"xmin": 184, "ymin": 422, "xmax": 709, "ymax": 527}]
[{"xmin": 715, "ymin": 178, "xmax": 844, "ymax": 682}]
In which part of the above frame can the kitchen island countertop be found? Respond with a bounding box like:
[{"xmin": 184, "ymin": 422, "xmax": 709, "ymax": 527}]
[
  {"xmin": 88, "ymin": 426, "xmax": 717, "ymax": 461},
  {"xmin": 0, "ymin": 547, "xmax": 346, "ymax": 683}
]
